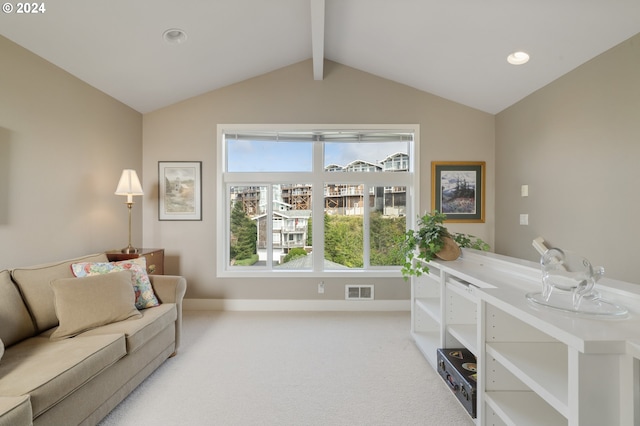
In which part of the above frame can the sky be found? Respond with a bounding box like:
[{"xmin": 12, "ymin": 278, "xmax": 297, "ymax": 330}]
[
  {"xmin": 440, "ymin": 171, "xmax": 477, "ymax": 191},
  {"xmin": 227, "ymin": 140, "xmax": 408, "ymax": 172}
]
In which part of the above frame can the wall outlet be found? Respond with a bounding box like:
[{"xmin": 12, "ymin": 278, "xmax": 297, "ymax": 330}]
[
  {"xmin": 520, "ymin": 214, "xmax": 529, "ymax": 225},
  {"xmin": 318, "ymin": 281, "xmax": 324, "ymax": 294}
]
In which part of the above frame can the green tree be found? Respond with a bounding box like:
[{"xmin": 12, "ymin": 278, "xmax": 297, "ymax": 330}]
[
  {"xmin": 370, "ymin": 212, "xmax": 406, "ymax": 266},
  {"xmin": 230, "ymin": 201, "xmax": 257, "ymax": 261},
  {"xmin": 230, "ymin": 200, "xmax": 245, "ymax": 235},
  {"xmin": 281, "ymin": 247, "xmax": 308, "ymax": 264},
  {"xmin": 306, "ymin": 217, "xmax": 312, "ymax": 246},
  {"xmin": 324, "ymin": 214, "xmax": 363, "ymax": 268}
]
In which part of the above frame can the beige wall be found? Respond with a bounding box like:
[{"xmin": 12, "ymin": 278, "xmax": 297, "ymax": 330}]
[
  {"xmin": 0, "ymin": 36, "xmax": 143, "ymax": 269},
  {"xmin": 5, "ymin": 26, "xmax": 636, "ymax": 294},
  {"xmin": 142, "ymin": 60, "xmax": 495, "ymax": 300},
  {"xmin": 495, "ymin": 33, "xmax": 640, "ymax": 283}
]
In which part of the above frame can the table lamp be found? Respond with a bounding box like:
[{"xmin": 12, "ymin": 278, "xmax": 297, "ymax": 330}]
[{"xmin": 115, "ymin": 169, "xmax": 144, "ymax": 253}]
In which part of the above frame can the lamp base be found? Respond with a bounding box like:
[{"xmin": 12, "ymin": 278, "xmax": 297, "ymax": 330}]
[{"xmin": 121, "ymin": 246, "xmax": 140, "ymax": 254}]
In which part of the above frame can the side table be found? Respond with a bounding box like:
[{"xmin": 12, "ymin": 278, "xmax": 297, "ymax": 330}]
[{"xmin": 105, "ymin": 248, "xmax": 164, "ymax": 275}]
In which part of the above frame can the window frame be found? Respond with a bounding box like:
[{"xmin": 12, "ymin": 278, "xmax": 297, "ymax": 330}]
[{"xmin": 216, "ymin": 124, "xmax": 420, "ymax": 278}]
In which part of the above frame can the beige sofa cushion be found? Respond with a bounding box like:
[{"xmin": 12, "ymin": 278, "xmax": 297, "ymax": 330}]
[
  {"xmin": 0, "ymin": 395, "xmax": 32, "ymax": 426},
  {"xmin": 50, "ymin": 271, "xmax": 142, "ymax": 341},
  {"xmin": 11, "ymin": 253, "xmax": 109, "ymax": 332},
  {"xmin": 0, "ymin": 334, "xmax": 125, "ymax": 419},
  {"xmin": 81, "ymin": 303, "xmax": 176, "ymax": 354},
  {"xmin": 0, "ymin": 270, "xmax": 35, "ymax": 346},
  {"xmin": 0, "ymin": 339, "xmax": 3, "ymax": 363}
]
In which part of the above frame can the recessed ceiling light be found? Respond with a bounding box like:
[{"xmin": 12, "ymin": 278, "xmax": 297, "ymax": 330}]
[
  {"xmin": 163, "ymin": 28, "xmax": 187, "ymax": 45},
  {"xmin": 507, "ymin": 51, "xmax": 530, "ymax": 65}
]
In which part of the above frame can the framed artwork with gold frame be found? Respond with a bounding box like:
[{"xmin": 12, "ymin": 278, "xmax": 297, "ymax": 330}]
[{"xmin": 431, "ymin": 161, "xmax": 485, "ymax": 223}]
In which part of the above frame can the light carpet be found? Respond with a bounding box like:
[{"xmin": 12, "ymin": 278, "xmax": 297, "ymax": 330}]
[{"xmin": 99, "ymin": 310, "xmax": 475, "ymax": 426}]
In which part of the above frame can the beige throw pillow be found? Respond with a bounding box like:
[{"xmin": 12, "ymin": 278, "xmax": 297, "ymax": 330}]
[{"xmin": 50, "ymin": 270, "xmax": 142, "ymax": 341}]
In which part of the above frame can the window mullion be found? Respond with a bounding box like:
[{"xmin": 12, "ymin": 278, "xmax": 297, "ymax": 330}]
[
  {"xmin": 266, "ymin": 185, "xmax": 273, "ymax": 269},
  {"xmin": 313, "ymin": 141, "xmax": 324, "ymax": 273},
  {"xmin": 363, "ymin": 183, "xmax": 371, "ymax": 269}
]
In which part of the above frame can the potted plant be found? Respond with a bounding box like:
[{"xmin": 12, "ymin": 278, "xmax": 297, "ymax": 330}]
[{"xmin": 400, "ymin": 210, "xmax": 489, "ymax": 279}]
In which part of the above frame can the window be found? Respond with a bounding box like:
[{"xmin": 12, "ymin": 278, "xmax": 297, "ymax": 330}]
[{"xmin": 217, "ymin": 125, "xmax": 419, "ymax": 277}]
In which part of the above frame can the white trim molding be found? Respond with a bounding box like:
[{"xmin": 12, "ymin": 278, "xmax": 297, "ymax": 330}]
[{"xmin": 183, "ymin": 298, "xmax": 410, "ymax": 311}]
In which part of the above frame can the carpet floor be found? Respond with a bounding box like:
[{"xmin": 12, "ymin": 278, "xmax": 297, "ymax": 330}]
[{"xmin": 98, "ymin": 310, "xmax": 475, "ymax": 426}]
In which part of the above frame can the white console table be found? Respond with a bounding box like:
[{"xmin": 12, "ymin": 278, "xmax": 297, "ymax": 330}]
[{"xmin": 410, "ymin": 249, "xmax": 640, "ymax": 426}]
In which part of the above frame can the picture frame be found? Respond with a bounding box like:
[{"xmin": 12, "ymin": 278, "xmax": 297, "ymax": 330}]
[
  {"xmin": 159, "ymin": 161, "xmax": 202, "ymax": 221},
  {"xmin": 431, "ymin": 161, "xmax": 485, "ymax": 223}
]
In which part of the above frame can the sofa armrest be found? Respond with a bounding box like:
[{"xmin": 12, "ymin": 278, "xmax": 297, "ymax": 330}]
[
  {"xmin": 150, "ymin": 275, "xmax": 186, "ymax": 304},
  {"xmin": 0, "ymin": 395, "xmax": 32, "ymax": 426},
  {"xmin": 149, "ymin": 275, "xmax": 187, "ymax": 353}
]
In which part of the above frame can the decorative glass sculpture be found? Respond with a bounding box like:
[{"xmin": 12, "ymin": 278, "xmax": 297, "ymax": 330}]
[{"xmin": 526, "ymin": 248, "xmax": 627, "ymax": 317}]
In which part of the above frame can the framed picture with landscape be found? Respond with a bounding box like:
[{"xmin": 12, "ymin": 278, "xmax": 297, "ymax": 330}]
[
  {"xmin": 159, "ymin": 161, "xmax": 202, "ymax": 221},
  {"xmin": 431, "ymin": 161, "xmax": 485, "ymax": 223}
]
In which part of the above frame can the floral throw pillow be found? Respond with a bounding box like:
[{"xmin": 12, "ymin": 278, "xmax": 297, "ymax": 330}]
[{"xmin": 71, "ymin": 258, "xmax": 160, "ymax": 309}]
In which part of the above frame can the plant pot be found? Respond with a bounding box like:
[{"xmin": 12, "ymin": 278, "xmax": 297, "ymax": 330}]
[{"xmin": 435, "ymin": 236, "xmax": 461, "ymax": 261}]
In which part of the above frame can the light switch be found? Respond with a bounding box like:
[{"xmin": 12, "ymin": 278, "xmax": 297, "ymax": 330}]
[
  {"xmin": 521, "ymin": 185, "xmax": 529, "ymax": 197},
  {"xmin": 520, "ymin": 214, "xmax": 529, "ymax": 225}
]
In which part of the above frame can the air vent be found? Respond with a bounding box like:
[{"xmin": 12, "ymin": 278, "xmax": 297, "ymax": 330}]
[{"xmin": 345, "ymin": 285, "xmax": 374, "ymax": 300}]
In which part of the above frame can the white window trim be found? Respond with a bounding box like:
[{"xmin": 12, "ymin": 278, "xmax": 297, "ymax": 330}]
[{"xmin": 216, "ymin": 124, "xmax": 420, "ymax": 278}]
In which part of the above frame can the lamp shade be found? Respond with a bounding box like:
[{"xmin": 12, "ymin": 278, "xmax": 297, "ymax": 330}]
[{"xmin": 115, "ymin": 169, "xmax": 144, "ymax": 199}]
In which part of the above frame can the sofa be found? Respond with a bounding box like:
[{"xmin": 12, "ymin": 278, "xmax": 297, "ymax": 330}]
[{"xmin": 0, "ymin": 253, "xmax": 187, "ymax": 426}]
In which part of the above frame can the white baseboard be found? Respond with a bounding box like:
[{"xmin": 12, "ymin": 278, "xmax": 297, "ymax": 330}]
[{"xmin": 183, "ymin": 298, "xmax": 410, "ymax": 311}]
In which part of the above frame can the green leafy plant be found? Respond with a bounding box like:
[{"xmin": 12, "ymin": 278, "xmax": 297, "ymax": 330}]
[
  {"xmin": 451, "ymin": 233, "xmax": 490, "ymax": 251},
  {"xmin": 281, "ymin": 247, "xmax": 308, "ymax": 264},
  {"xmin": 400, "ymin": 210, "xmax": 489, "ymax": 279}
]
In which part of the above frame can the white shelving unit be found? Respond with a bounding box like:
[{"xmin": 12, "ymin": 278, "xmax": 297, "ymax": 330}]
[
  {"xmin": 410, "ymin": 249, "xmax": 640, "ymax": 426},
  {"xmin": 410, "ymin": 264, "xmax": 442, "ymax": 370},
  {"xmin": 444, "ymin": 274, "xmax": 481, "ymax": 355}
]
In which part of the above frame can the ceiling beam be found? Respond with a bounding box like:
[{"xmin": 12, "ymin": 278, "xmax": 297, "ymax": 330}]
[{"xmin": 310, "ymin": 0, "xmax": 325, "ymax": 80}]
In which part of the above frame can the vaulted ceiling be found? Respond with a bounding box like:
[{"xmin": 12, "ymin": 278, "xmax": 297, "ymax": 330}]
[{"xmin": 1, "ymin": 0, "xmax": 639, "ymax": 114}]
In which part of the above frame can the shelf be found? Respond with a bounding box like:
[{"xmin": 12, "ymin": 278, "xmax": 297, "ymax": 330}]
[
  {"xmin": 422, "ymin": 260, "xmax": 442, "ymax": 278},
  {"xmin": 412, "ymin": 331, "xmax": 440, "ymax": 369},
  {"xmin": 413, "ymin": 273, "xmax": 441, "ymax": 306},
  {"xmin": 425, "ymin": 270, "xmax": 441, "ymax": 281},
  {"xmin": 486, "ymin": 342, "xmax": 568, "ymax": 417},
  {"xmin": 415, "ymin": 297, "xmax": 441, "ymax": 321},
  {"xmin": 446, "ymin": 277, "xmax": 477, "ymax": 302},
  {"xmin": 626, "ymin": 339, "xmax": 640, "ymax": 359},
  {"xmin": 448, "ymin": 324, "xmax": 478, "ymax": 355},
  {"xmin": 485, "ymin": 391, "xmax": 566, "ymax": 426},
  {"xmin": 445, "ymin": 285, "xmax": 476, "ymax": 325}
]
